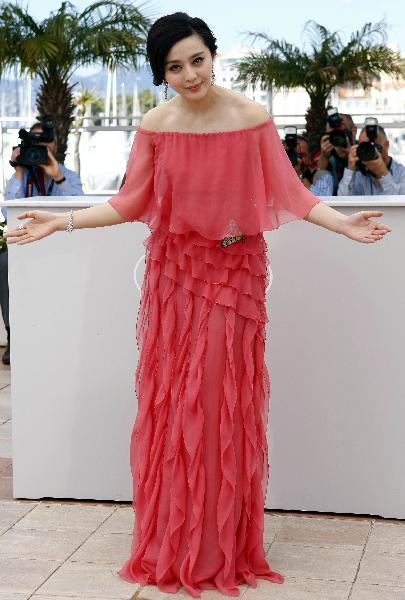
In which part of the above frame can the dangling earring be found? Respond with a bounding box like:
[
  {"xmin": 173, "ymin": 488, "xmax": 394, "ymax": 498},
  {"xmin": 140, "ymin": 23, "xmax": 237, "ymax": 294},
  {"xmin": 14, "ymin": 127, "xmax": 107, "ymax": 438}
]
[
  {"xmin": 211, "ymin": 67, "xmax": 215, "ymax": 86},
  {"xmin": 163, "ymin": 80, "xmax": 168, "ymax": 100}
]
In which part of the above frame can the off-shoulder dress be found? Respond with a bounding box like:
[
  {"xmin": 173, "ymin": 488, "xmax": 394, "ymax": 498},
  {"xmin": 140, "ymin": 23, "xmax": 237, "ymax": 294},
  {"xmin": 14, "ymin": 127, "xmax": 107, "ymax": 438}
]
[{"xmin": 108, "ymin": 117, "xmax": 320, "ymax": 598}]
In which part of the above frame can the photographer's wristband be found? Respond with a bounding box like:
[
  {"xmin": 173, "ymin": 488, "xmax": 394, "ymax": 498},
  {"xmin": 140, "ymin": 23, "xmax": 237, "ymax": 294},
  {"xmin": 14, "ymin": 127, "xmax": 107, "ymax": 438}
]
[{"xmin": 54, "ymin": 175, "xmax": 66, "ymax": 185}]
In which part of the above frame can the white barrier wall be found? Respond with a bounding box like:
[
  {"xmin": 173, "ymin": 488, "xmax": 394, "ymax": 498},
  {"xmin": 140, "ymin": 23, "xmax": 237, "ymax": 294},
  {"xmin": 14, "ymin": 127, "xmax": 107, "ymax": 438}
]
[{"xmin": 1, "ymin": 197, "xmax": 404, "ymax": 517}]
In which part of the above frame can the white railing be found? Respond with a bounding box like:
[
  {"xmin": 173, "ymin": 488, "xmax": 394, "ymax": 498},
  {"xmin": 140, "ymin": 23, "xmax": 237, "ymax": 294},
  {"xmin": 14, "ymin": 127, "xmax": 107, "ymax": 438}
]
[{"xmin": 2, "ymin": 114, "xmax": 405, "ymax": 195}]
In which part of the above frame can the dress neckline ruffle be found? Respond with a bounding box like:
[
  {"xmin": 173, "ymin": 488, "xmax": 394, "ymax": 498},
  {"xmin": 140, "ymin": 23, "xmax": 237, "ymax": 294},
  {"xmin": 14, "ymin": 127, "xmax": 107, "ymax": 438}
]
[{"xmin": 138, "ymin": 117, "xmax": 272, "ymax": 137}]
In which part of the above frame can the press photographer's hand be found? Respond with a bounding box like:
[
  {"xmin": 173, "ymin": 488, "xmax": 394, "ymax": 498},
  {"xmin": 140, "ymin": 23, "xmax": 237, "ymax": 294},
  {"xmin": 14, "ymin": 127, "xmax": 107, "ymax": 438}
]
[
  {"xmin": 348, "ymin": 144, "xmax": 359, "ymax": 171},
  {"xmin": 10, "ymin": 147, "xmax": 24, "ymax": 179},
  {"xmin": 320, "ymin": 134, "xmax": 334, "ymax": 159},
  {"xmin": 361, "ymin": 150, "xmax": 389, "ymax": 178},
  {"xmin": 39, "ymin": 148, "xmax": 63, "ymax": 181}
]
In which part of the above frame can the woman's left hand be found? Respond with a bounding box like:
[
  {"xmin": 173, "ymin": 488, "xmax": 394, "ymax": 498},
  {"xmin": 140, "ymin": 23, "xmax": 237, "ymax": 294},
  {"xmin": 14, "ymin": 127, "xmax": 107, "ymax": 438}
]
[{"xmin": 339, "ymin": 211, "xmax": 392, "ymax": 243}]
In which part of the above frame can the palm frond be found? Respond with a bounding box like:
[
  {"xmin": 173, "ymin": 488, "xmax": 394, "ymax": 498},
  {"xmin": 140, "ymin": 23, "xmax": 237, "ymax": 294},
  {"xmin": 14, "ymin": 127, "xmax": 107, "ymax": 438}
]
[
  {"xmin": 304, "ymin": 20, "xmax": 340, "ymax": 50},
  {"xmin": 235, "ymin": 50, "xmax": 308, "ymax": 92},
  {"xmin": 0, "ymin": 0, "xmax": 152, "ymax": 163},
  {"xmin": 1, "ymin": 3, "xmax": 40, "ymax": 34},
  {"xmin": 236, "ymin": 19, "xmax": 404, "ymax": 93},
  {"xmin": 235, "ymin": 19, "xmax": 405, "ymax": 151},
  {"xmin": 0, "ymin": 0, "xmax": 152, "ymax": 77},
  {"xmin": 349, "ymin": 20, "xmax": 388, "ymax": 47},
  {"xmin": 338, "ymin": 45, "xmax": 404, "ymax": 87}
]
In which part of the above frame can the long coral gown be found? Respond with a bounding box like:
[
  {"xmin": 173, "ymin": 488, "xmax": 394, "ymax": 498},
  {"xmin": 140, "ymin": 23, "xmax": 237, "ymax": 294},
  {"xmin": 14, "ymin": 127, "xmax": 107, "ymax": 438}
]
[{"xmin": 108, "ymin": 117, "xmax": 320, "ymax": 598}]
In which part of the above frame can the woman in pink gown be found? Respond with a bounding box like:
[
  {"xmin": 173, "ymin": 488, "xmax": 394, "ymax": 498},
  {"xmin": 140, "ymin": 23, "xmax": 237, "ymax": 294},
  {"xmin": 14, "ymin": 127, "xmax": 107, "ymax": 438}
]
[
  {"xmin": 109, "ymin": 119, "xmax": 318, "ymax": 597},
  {"xmin": 105, "ymin": 13, "xmax": 391, "ymax": 597},
  {"xmin": 5, "ymin": 11, "xmax": 391, "ymax": 600}
]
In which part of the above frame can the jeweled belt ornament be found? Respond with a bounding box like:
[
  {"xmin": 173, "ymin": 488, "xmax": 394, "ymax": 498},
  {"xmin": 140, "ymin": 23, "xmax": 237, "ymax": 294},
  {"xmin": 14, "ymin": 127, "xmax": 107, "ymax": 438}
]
[{"xmin": 220, "ymin": 235, "xmax": 246, "ymax": 248}]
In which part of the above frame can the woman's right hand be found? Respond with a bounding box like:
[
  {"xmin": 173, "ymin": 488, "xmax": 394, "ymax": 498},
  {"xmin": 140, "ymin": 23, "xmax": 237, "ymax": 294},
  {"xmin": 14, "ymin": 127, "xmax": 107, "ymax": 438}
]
[{"xmin": 4, "ymin": 210, "xmax": 66, "ymax": 245}]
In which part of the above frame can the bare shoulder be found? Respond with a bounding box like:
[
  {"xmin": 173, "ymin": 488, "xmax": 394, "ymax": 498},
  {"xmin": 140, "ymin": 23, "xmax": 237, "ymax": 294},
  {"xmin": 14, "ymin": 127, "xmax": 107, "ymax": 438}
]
[
  {"xmin": 221, "ymin": 88, "xmax": 270, "ymax": 128},
  {"xmin": 139, "ymin": 103, "xmax": 173, "ymax": 131},
  {"xmin": 242, "ymin": 99, "xmax": 270, "ymax": 127},
  {"xmin": 139, "ymin": 89, "xmax": 270, "ymax": 132}
]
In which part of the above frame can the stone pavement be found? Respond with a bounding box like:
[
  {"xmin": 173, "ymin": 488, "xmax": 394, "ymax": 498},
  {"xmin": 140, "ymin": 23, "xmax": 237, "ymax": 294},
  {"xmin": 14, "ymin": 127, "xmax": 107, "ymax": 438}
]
[{"xmin": 0, "ymin": 361, "xmax": 404, "ymax": 599}]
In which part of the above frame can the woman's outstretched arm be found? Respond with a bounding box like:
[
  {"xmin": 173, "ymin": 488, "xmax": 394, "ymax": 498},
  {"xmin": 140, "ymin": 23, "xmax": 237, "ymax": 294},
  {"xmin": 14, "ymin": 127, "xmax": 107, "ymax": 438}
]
[
  {"xmin": 55, "ymin": 202, "xmax": 125, "ymax": 230},
  {"xmin": 304, "ymin": 200, "xmax": 392, "ymax": 244},
  {"xmin": 4, "ymin": 201, "xmax": 126, "ymax": 245}
]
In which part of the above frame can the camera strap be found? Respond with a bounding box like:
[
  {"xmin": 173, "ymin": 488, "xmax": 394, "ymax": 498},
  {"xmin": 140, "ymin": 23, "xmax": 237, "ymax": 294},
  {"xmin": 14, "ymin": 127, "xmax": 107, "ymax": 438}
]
[{"xmin": 25, "ymin": 166, "xmax": 55, "ymax": 197}]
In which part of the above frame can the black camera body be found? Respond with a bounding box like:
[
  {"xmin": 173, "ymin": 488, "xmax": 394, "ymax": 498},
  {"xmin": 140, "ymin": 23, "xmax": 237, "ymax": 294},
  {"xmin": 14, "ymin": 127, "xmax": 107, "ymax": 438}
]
[
  {"xmin": 284, "ymin": 126, "xmax": 299, "ymax": 167},
  {"xmin": 356, "ymin": 117, "xmax": 381, "ymax": 162},
  {"xmin": 326, "ymin": 107, "xmax": 353, "ymax": 149},
  {"xmin": 356, "ymin": 117, "xmax": 382, "ymax": 176},
  {"xmin": 12, "ymin": 116, "xmax": 55, "ymax": 167}
]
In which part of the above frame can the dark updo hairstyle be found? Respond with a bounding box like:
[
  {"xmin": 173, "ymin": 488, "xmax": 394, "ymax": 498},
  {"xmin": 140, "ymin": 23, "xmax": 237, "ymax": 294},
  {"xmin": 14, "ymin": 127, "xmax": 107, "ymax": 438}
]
[{"xmin": 146, "ymin": 12, "xmax": 218, "ymax": 86}]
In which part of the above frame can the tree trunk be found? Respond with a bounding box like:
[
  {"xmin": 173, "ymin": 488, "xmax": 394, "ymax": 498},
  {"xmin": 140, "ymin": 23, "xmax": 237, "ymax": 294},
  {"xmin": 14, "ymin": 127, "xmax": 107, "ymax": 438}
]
[
  {"xmin": 305, "ymin": 91, "xmax": 329, "ymax": 153},
  {"xmin": 73, "ymin": 130, "xmax": 81, "ymax": 176},
  {"xmin": 36, "ymin": 71, "xmax": 76, "ymax": 164},
  {"xmin": 73, "ymin": 109, "xmax": 86, "ymax": 176}
]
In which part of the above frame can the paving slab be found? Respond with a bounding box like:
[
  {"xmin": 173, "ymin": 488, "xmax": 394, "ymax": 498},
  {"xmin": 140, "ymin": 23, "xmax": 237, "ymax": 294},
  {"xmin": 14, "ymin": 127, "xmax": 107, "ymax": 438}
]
[
  {"xmin": 0, "ymin": 558, "xmax": 60, "ymax": 594},
  {"xmin": 266, "ymin": 540, "xmax": 362, "ymax": 582},
  {"xmin": 13, "ymin": 502, "xmax": 115, "ymax": 532},
  {"xmin": 243, "ymin": 576, "xmax": 351, "ymax": 600},
  {"xmin": 35, "ymin": 561, "xmax": 139, "ymax": 598}
]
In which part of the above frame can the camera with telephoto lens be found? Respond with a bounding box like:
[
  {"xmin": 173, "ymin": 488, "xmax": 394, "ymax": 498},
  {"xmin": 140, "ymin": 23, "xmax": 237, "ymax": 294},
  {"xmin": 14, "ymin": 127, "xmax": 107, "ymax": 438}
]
[
  {"xmin": 356, "ymin": 117, "xmax": 381, "ymax": 164},
  {"xmin": 284, "ymin": 126, "xmax": 299, "ymax": 166},
  {"xmin": 326, "ymin": 107, "xmax": 353, "ymax": 148},
  {"xmin": 11, "ymin": 116, "xmax": 55, "ymax": 168}
]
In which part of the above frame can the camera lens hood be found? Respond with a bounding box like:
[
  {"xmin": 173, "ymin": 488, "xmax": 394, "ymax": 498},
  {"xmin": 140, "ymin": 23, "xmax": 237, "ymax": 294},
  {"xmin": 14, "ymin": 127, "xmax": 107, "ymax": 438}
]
[
  {"xmin": 328, "ymin": 129, "xmax": 348, "ymax": 148},
  {"xmin": 357, "ymin": 141, "xmax": 378, "ymax": 162}
]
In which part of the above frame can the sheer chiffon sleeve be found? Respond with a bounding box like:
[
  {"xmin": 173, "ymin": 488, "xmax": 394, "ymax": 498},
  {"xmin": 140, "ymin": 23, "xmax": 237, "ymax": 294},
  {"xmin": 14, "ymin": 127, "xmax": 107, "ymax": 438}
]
[
  {"xmin": 255, "ymin": 117, "xmax": 321, "ymax": 230},
  {"xmin": 145, "ymin": 118, "xmax": 321, "ymax": 240},
  {"xmin": 108, "ymin": 130, "xmax": 158, "ymax": 227},
  {"xmin": 107, "ymin": 118, "xmax": 321, "ymax": 239}
]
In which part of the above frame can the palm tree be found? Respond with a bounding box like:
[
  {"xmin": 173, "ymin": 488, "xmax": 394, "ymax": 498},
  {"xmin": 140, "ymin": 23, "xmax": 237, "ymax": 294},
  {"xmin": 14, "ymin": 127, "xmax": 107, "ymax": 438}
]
[
  {"xmin": 0, "ymin": 1, "xmax": 151, "ymax": 163},
  {"xmin": 235, "ymin": 21, "xmax": 405, "ymax": 151}
]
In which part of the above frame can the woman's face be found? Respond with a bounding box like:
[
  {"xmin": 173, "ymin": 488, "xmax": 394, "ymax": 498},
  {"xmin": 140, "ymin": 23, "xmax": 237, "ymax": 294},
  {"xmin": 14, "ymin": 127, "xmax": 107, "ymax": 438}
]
[{"xmin": 164, "ymin": 33, "xmax": 214, "ymax": 100}]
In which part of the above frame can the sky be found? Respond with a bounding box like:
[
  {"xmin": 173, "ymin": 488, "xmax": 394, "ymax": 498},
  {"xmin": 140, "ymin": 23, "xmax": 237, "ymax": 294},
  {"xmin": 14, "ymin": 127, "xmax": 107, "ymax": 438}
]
[{"xmin": 26, "ymin": 0, "xmax": 405, "ymax": 54}]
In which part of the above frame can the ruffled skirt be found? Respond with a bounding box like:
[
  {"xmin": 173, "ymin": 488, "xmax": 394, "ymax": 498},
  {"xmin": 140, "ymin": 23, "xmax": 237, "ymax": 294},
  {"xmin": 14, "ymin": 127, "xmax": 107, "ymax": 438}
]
[{"xmin": 117, "ymin": 228, "xmax": 284, "ymax": 597}]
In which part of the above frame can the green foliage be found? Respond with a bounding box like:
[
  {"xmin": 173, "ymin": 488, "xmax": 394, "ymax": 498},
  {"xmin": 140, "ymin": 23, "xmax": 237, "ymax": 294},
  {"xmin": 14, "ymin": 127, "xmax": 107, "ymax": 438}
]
[
  {"xmin": 235, "ymin": 20, "xmax": 405, "ymax": 150},
  {"xmin": 72, "ymin": 86, "xmax": 99, "ymax": 128},
  {"xmin": 88, "ymin": 89, "xmax": 159, "ymax": 119},
  {"xmin": 138, "ymin": 88, "xmax": 158, "ymax": 112},
  {"xmin": 0, "ymin": 218, "xmax": 7, "ymax": 253},
  {"xmin": 236, "ymin": 20, "xmax": 404, "ymax": 95},
  {"xmin": 0, "ymin": 1, "xmax": 152, "ymax": 79},
  {"xmin": 0, "ymin": 1, "xmax": 152, "ymax": 161},
  {"xmin": 90, "ymin": 95, "xmax": 107, "ymax": 118}
]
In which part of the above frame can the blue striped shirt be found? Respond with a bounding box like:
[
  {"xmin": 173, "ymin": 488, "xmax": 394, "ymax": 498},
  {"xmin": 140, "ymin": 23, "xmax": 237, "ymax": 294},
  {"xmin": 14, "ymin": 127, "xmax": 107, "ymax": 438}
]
[
  {"xmin": 3, "ymin": 164, "xmax": 83, "ymax": 219},
  {"xmin": 337, "ymin": 160, "xmax": 405, "ymax": 196},
  {"xmin": 310, "ymin": 173, "xmax": 334, "ymax": 196}
]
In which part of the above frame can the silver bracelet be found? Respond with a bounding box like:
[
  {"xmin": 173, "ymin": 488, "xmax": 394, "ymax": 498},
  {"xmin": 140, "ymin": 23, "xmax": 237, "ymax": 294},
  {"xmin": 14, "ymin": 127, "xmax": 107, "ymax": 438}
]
[{"xmin": 66, "ymin": 209, "xmax": 74, "ymax": 233}]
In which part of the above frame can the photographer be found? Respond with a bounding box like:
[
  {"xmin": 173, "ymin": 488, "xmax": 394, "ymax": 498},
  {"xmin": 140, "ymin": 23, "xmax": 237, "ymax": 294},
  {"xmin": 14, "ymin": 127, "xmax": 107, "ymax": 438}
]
[
  {"xmin": 337, "ymin": 120, "xmax": 405, "ymax": 196},
  {"xmin": 0, "ymin": 119, "xmax": 83, "ymax": 364},
  {"xmin": 317, "ymin": 110, "xmax": 357, "ymax": 194},
  {"xmin": 284, "ymin": 128, "xmax": 333, "ymax": 196},
  {"xmin": 5, "ymin": 121, "xmax": 83, "ymax": 201}
]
